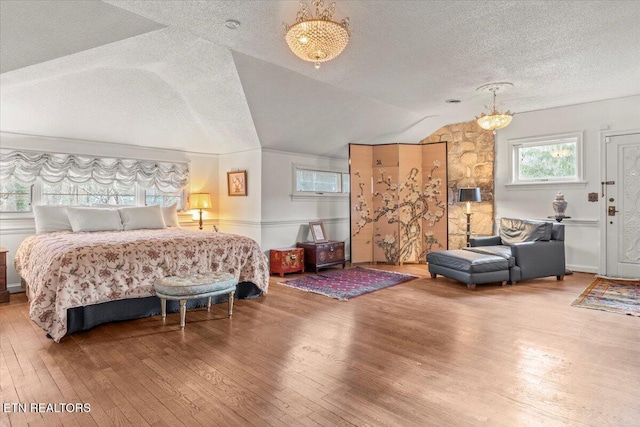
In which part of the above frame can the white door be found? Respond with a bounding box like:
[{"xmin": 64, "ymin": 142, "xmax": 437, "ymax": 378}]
[{"xmin": 605, "ymin": 133, "xmax": 640, "ymax": 278}]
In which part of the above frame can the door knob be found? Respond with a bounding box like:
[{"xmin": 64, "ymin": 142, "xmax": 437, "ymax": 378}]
[{"xmin": 608, "ymin": 206, "xmax": 619, "ymax": 216}]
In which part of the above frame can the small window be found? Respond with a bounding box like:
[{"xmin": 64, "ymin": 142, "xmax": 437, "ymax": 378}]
[
  {"xmin": 509, "ymin": 132, "xmax": 584, "ymax": 185},
  {"xmin": 145, "ymin": 187, "xmax": 184, "ymax": 210},
  {"xmin": 0, "ymin": 178, "xmax": 31, "ymax": 212},
  {"xmin": 342, "ymin": 173, "xmax": 350, "ymax": 193},
  {"xmin": 42, "ymin": 179, "xmax": 136, "ymax": 206},
  {"xmin": 293, "ymin": 165, "xmax": 349, "ymax": 197}
]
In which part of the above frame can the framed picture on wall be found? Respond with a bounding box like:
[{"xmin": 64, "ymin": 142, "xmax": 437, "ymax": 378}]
[
  {"xmin": 227, "ymin": 170, "xmax": 247, "ymax": 196},
  {"xmin": 309, "ymin": 221, "xmax": 328, "ymax": 243}
]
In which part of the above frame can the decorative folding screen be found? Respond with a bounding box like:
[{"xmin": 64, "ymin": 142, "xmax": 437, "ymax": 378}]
[{"xmin": 349, "ymin": 142, "xmax": 448, "ymax": 264}]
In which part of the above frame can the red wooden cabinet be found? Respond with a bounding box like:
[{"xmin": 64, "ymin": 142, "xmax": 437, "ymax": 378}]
[{"xmin": 269, "ymin": 248, "xmax": 305, "ymax": 277}]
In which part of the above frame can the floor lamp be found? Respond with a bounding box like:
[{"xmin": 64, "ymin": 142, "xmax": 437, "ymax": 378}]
[
  {"xmin": 458, "ymin": 188, "xmax": 481, "ymax": 247},
  {"xmin": 190, "ymin": 193, "xmax": 212, "ymax": 230}
]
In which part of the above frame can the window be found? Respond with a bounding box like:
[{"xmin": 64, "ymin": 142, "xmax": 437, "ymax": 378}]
[
  {"xmin": 509, "ymin": 132, "xmax": 584, "ymax": 186},
  {"xmin": 145, "ymin": 187, "xmax": 184, "ymax": 209},
  {"xmin": 0, "ymin": 178, "xmax": 31, "ymax": 212},
  {"xmin": 42, "ymin": 180, "xmax": 136, "ymax": 206},
  {"xmin": 342, "ymin": 173, "xmax": 350, "ymax": 193},
  {"xmin": 293, "ymin": 165, "xmax": 349, "ymax": 198},
  {"xmin": 0, "ymin": 178, "xmax": 184, "ymax": 211},
  {"xmin": 39, "ymin": 180, "xmax": 183, "ymax": 208},
  {"xmin": 1, "ymin": 150, "xmax": 189, "ymax": 213},
  {"xmin": 1, "ymin": 150, "xmax": 189, "ymax": 211}
]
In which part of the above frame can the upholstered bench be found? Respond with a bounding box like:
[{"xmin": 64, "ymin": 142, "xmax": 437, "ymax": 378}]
[
  {"xmin": 427, "ymin": 249, "xmax": 509, "ymax": 290},
  {"xmin": 154, "ymin": 272, "xmax": 238, "ymax": 328}
]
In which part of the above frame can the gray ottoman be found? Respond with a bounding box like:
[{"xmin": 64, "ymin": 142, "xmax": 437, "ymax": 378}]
[
  {"xmin": 154, "ymin": 272, "xmax": 238, "ymax": 328},
  {"xmin": 427, "ymin": 250, "xmax": 509, "ymax": 290}
]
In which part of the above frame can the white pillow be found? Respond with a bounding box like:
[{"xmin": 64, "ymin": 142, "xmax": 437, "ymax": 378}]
[
  {"xmin": 67, "ymin": 207, "xmax": 123, "ymax": 232},
  {"xmin": 92, "ymin": 204, "xmax": 119, "ymax": 208},
  {"xmin": 119, "ymin": 205, "xmax": 166, "ymax": 230},
  {"xmin": 33, "ymin": 205, "xmax": 73, "ymax": 234},
  {"xmin": 161, "ymin": 203, "xmax": 180, "ymax": 227}
]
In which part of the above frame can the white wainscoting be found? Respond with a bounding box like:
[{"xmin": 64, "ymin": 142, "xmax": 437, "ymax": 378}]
[
  {"xmin": 260, "ymin": 217, "xmax": 350, "ymax": 259},
  {"xmin": 494, "ymin": 217, "xmax": 600, "ymax": 273},
  {"xmin": 217, "ymin": 219, "xmax": 263, "ymax": 247},
  {"xmin": 0, "ymin": 220, "xmax": 35, "ymax": 292}
]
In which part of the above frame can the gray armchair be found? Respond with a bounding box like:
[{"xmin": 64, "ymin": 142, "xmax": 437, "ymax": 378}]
[{"xmin": 468, "ymin": 218, "xmax": 566, "ymax": 284}]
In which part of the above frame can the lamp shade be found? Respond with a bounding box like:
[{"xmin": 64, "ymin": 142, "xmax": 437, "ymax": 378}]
[
  {"xmin": 457, "ymin": 188, "xmax": 481, "ymax": 203},
  {"xmin": 190, "ymin": 193, "xmax": 212, "ymax": 209}
]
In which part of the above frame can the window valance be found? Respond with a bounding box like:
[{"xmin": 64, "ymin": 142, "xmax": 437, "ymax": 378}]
[{"xmin": 0, "ymin": 150, "xmax": 189, "ymax": 192}]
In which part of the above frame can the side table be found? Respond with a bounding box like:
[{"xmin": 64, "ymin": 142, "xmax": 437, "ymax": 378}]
[
  {"xmin": 546, "ymin": 216, "xmax": 574, "ymax": 275},
  {"xmin": 0, "ymin": 248, "xmax": 9, "ymax": 303}
]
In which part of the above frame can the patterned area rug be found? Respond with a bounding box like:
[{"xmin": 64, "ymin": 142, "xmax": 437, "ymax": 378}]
[
  {"xmin": 572, "ymin": 276, "xmax": 640, "ymax": 316},
  {"xmin": 278, "ymin": 267, "xmax": 417, "ymax": 301}
]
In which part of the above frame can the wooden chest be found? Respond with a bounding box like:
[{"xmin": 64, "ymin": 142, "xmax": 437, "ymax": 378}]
[
  {"xmin": 270, "ymin": 247, "xmax": 305, "ymax": 277},
  {"xmin": 0, "ymin": 248, "xmax": 9, "ymax": 303},
  {"xmin": 296, "ymin": 241, "xmax": 346, "ymax": 273}
]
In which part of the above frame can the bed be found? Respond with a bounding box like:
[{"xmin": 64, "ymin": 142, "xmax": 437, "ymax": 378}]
[{"xmin": 15, "ymin": 228, "xmax": 269, "ymax": 342}]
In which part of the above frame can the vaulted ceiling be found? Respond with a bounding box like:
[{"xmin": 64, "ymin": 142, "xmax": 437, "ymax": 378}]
[{"xmin": 2, "ymin": 0, "xmax": 639, "ymax": 157}]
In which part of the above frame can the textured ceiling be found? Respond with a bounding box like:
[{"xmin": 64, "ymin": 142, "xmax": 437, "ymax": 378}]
[
  {"xmin": 0, "ymin": 0, "xmax": 164, "ymax": 73},
  {"xmin": 1, "ymin": 1, "xmax": 639, "ymax": 156}
]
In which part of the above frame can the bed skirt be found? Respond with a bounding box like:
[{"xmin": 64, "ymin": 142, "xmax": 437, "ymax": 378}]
[{"xmin": 64, "ymin": 281, "xmax": 262, "ymax": 337}]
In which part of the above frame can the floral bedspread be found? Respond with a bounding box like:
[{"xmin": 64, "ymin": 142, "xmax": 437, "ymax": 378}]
[{"xmin": 15, "ymin": 229, "xmax": 269, "ymax": 342}]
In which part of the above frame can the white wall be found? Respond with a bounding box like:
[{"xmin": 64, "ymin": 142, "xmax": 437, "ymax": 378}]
[
  {"xmin": 494, "ymin": 95, "xmax": 640, "ymax": 273},
  {"xmin": 217, "ymin": 149, "xmax": 262, "ymax": 244},
  {"xmin": 0, "ymin": 132, "xmax": 221, "ymax": 290},
  {"xmin": 188, "ymin": 153, "xmax": 220, "ymax": 223},
  {"xmin": 260, "ymin": 149, "xmax": 350, "ymax": 256}
]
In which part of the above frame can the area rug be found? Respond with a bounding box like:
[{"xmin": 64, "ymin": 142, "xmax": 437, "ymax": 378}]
[
  {"xmin": 571, "ymin": 276, "xmax": 640, "ymax": 316},
  {"xmin": 278, "ymin": 267, "xmax": 417, "ymax": 301}
]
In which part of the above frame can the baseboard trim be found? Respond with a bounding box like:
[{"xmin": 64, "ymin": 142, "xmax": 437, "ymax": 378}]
[
  {"xmin": 567, "ymin": 264, "xmax": 598, "ymax": 274},
  {"xmin": 8, "ymin": 283, "xmax": 24, "ymax": 294}
]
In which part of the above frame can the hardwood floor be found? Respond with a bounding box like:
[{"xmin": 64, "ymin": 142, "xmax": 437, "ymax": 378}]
[{"xmin": 1, "ymin": 266, "xmax": 639, "ymax": 426}]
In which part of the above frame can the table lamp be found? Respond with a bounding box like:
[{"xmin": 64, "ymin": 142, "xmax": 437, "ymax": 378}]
[
  {"xmin": 458, "ymin": 187, "xmax": 481, "ymax": 247},
  {"xmin": 190, "ymin": 193, "xmax": 212, "ymax": 230}
]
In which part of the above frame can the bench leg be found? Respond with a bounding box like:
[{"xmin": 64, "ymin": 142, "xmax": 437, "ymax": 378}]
[
  {"xmin": 161, "ymin": 298, "xmax": 167, "ymax": 320},
  {"xmin": 467, "ymin": 284, "xmax": 476, "ymax": 290},
  {"xmin": 228, "ymin": 292, "xmax": 234, "ymax": 317},
  {"xmin": 501, "ymin": 281, "xmax": 507, "ymax": 287},
  {"xmin": 430, "ymin": 272, "xmax": 437, "ymax": 279},
  {"xmin": 207, "ymin": 296, "xmax": 212, "ymax": 312},
  {"xmin": 179, "ymin": 299, "xmax": 187, "ymax": 328},
  {"xmin": 556, "ymin": 275, "xmax": 564, "ymax": 281}
]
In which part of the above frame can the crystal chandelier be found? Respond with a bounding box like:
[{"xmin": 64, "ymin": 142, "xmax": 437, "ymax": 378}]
[
  {"xmin": 284, "ymin": 0, "xmax": 350, "ymax": 69},
  {"xmin": 476, "ymin": 83, "xmax": 514, "ymax": 134}
]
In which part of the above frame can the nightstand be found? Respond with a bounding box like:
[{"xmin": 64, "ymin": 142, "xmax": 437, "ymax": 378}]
[
  {"xmin": 270, "ymin": 247, "xmax": 305, "ymax": 277},
  {"xmin": 0, "ymin": 248, "xmax": 9, "ymax": 303}
]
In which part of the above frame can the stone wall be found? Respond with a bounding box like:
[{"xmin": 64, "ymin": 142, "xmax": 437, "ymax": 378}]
[{"xmin": 421, "ymin": 121, "xmax": 495, "ymax": 249}]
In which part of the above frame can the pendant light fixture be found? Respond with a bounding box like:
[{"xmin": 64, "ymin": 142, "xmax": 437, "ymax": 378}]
[
  {"xmin": 476, "ymin": 82, "xmax": 514, "ymax": 134},
  {"xmin": 283, "ymin": 0, "xmax": 350, "ymax": 69}
]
